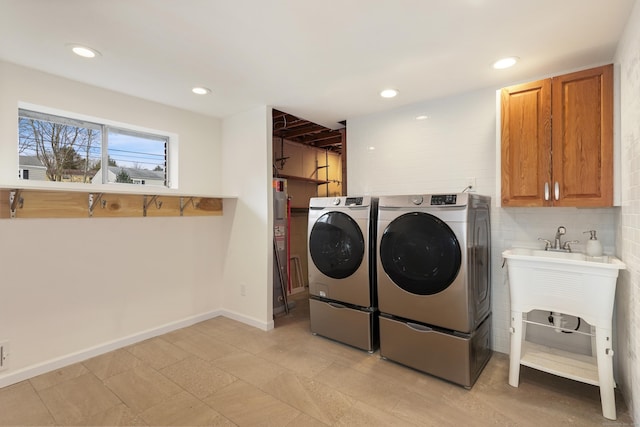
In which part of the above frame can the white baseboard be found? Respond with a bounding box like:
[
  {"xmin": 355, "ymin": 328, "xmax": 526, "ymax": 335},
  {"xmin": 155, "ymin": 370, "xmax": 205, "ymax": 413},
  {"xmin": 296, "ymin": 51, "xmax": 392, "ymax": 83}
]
[
  {"xmin": 0, "ymin": 309, "xmax": 224, "ymax": 389},
  {"xmin": 220, "ymin": 309, "xmax": 274, "ymax": 331}
]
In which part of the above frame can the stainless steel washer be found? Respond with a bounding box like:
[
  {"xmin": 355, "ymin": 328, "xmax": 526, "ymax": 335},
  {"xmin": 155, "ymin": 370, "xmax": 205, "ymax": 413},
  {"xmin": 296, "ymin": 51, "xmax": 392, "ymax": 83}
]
[
  {"xmin": 307, "ymin": 196, "xmax": 378, "ymax": 351},
  {"xmin": 376, "ymin": 193, "xmax": 492, "ymax": 387},
  {"xmin": 377, "ymin": 193, "xmax": 491, "ymax": 332}
]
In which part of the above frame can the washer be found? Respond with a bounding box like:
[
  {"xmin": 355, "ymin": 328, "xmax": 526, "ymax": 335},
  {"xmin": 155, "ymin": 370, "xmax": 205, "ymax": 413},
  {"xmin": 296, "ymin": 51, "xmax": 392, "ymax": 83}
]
[
  {"xmin": 307, "ymin": 196, "xmax": 378, "ymax": 351},
  {"xmin": 376, "ymin": 193, "xmax": 492, "ymax": 387},
  {"xmin": 377, "ymin": 193, "xmax": 491, "ymax": 332}
]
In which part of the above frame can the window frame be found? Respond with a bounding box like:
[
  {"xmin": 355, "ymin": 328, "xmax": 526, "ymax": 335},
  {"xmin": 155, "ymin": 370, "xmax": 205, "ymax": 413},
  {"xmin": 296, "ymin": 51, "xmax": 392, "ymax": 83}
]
[{"xmin": 17, "ymin": 103, "xmax": 178, "ymax": 191}]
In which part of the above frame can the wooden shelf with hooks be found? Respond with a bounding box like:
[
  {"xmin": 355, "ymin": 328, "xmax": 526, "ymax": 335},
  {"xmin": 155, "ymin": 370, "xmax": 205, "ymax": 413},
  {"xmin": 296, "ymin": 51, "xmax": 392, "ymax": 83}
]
[{"xmin": 0, "ymin": 187, "xmax": 224, "ymax": 219}]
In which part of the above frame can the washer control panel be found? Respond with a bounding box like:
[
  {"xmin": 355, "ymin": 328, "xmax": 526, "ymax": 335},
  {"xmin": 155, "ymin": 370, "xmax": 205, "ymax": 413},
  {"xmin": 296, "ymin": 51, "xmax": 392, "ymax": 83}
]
[
  {"xmin": 345, "ymin": 197, "xmax": 364, "ymax": 206},
  {"xmin": 410, "ymin": 195, "xmax": 424, "ymax": 205},
  {"xmin": 430, "ymin": 194, "xmax": 457, "ymax": 205}
]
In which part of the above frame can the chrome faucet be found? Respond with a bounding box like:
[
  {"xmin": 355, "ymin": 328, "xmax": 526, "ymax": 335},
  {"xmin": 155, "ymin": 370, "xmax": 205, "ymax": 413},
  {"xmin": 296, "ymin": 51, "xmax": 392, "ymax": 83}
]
[
  {"xmin": 538, "ymin": 226, "xmax": 579, "ymax": 252},
  {"xmin": 554, "ymin": 226, "xmax": 566, "ymax": 250}
]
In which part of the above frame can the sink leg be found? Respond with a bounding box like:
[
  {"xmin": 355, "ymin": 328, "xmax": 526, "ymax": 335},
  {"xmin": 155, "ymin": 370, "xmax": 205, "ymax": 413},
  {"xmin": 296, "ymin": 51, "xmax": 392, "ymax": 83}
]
[
  {"xmin": 509, "ymin": 311, "xmax": 523, "ymax": 387},
  {"xmin": 595, "ymin": 326, "xmax": 616, "ymax": 420}
]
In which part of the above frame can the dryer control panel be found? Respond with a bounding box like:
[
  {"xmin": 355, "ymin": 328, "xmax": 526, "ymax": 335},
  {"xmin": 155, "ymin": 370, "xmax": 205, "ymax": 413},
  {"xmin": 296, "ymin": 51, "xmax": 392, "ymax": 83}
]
[
  {"xmin": 345, "ymin": 197, "xmax": 364, "ymax": 206},
  {"xmin": 431, "ymin": 194, "xmax": 457, "ymax": 205}
]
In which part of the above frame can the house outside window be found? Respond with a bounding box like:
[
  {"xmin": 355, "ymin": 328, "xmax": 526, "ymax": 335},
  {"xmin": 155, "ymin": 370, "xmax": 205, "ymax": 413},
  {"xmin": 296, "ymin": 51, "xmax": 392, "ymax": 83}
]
[
  {"xmin": 18, "ymin": 156, "xmax": 46, "ymax": 180},
  {"xmin": 18, "ymin": 108, "xmax": 170, "ymax": 187}
]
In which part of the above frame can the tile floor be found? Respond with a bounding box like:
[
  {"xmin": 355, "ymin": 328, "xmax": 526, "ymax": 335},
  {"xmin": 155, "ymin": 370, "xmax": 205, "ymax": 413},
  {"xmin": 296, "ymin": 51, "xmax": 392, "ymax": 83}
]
[{"xmin": 0, "ymin": 292, "xmax": 634, "ymax": 426}]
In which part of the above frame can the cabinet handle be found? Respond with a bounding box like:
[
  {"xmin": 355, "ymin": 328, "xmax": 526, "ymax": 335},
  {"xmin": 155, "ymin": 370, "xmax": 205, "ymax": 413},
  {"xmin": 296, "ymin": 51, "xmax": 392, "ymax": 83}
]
[
  {"xmin": 554, "ymin": 181, "xmax": 560, "ymax": 200},
  {"xmin": 544, "ymin": 182, "xmax": 550, "ymax": 201},
  {"xmin": 406, "ymin": 322, "xmax": 433, "ymax": 332}
]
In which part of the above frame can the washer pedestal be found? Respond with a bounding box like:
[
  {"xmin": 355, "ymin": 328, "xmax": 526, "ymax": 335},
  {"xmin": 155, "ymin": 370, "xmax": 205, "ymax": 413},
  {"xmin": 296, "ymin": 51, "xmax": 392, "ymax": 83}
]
[
  {"xmin": 310, "ymin": 297, "xmax": 378, "ymax": 352},
  {"xmin": 379, "ymin": 313, "xmax": 492, "ymax": 388}
]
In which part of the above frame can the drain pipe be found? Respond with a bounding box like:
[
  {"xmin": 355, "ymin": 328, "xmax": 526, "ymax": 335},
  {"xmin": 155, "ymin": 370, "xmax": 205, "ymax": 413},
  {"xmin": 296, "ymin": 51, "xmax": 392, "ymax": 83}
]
[{"xmin": 551, "ymin": 312, "xmax": 563, "ymax": 333}]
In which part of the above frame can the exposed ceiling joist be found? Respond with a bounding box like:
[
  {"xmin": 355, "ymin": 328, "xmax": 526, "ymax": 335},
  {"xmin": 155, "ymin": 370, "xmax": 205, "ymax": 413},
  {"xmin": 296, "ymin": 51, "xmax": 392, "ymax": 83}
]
[
  {"xmin": 279, "ymin": 124, "xmax": 325, "ymax": 138},
  {"xmin": 272, "ymin": 109, "xmax": 344, "ymax": 153},
  {"xmin": 314, "ymin": 137, "xmax": 344, "ymax": 148}
]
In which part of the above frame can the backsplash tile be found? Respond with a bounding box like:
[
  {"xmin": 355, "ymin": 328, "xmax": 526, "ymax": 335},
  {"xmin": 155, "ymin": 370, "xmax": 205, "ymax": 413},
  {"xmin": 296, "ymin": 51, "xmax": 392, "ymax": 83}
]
[{"xmin": 614, "ymin": 0, "xmax": 640, "ymax": 420}]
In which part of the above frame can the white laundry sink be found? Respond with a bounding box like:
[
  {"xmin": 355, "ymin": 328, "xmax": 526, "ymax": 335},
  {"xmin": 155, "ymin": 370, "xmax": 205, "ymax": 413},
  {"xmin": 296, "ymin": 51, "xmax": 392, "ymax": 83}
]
[
  {"xmin": 503, "ymin": 247, "xmax": 626, "ymax": 420},
  {"xmin": 502, "ymin": 248, "xmax": 625, "ymax": 323},
  {"xmin": 504, "ymin": 247, "xmax": 616, "ymax": 264}
]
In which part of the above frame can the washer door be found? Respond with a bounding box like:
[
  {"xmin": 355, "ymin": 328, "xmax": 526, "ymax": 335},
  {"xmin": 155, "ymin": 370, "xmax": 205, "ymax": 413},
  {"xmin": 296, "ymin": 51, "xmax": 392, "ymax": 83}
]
[
  {"xmin": 380, "ymin": 212, "xmax": 461, "ymax": 295},
  {"xmin": 309, "ymin": 212, "xmax": 365, "ymax": 279}
]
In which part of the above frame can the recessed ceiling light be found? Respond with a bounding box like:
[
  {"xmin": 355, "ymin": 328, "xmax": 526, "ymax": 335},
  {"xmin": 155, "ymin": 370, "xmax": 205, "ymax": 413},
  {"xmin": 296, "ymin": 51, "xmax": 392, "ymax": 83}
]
[
  {"xmin": 380, "ymin": 89, "xmax": 399, "ymax": 98},
  {"xmin": 192, "ymin": 87, "xmax": 211, "ymax": 95},
  {"xmin": 69, "ymin": 45, "xmax": 101, "ymax": 58},
  {"xmin": 493, "ymin": 57, "xmax": 519, "ymax": 69},
  {"xmin": 416, "ymin": 115, "xmax": 430, "ymax": 120}
]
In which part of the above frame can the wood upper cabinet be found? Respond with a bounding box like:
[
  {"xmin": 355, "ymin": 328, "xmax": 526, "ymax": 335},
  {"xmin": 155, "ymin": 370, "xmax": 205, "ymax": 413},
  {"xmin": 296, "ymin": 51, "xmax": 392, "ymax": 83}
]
[
  {"xmin": 501, "ymin": 64, "xmax": 613, "ymax": 207},
  {"xmin": 501, "ymin": 79, "xmax": 551, "ymax": 206}
]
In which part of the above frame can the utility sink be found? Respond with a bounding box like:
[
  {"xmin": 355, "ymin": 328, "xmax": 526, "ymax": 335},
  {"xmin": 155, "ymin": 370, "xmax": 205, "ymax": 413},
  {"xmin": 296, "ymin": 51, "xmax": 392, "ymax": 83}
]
[
  {"xmin": 503, "ymin": 247, "xmax": 618, "ymax": 264},
  {"xmin": 502, "ymin": 248, "xmax": 625, "ymax": 323},
  {"xmin": 503, "ymin": 247, "xmax": 626, "ymax": 420}
]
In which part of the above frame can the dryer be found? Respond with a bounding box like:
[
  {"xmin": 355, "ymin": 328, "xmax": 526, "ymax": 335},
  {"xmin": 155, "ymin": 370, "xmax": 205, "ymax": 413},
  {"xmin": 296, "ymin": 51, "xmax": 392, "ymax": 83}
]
[
  {"xmin": 307, "ymin": 196, "xmax": 378, "ymax": 352},
  {"xmin": 376, "ymin": 193, "xmax": 492, "ymax": 387}
]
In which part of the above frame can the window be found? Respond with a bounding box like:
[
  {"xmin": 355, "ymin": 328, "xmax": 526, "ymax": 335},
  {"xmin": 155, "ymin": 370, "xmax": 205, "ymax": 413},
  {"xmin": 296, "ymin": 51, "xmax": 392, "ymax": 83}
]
[{"xmin": 18, "ymin": 109, "xmax": 170, "ymax": 187}]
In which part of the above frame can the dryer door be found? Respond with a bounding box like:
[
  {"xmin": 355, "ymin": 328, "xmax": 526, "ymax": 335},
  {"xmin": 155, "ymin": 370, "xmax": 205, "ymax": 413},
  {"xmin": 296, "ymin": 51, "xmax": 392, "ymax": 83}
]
[
  {"xmin": 309, "ymin": 212, "xmax": 365, "ymax": 279},
  {"xmin": 379, "ymin": 212, "xmax": 461, "ymax": 295}
]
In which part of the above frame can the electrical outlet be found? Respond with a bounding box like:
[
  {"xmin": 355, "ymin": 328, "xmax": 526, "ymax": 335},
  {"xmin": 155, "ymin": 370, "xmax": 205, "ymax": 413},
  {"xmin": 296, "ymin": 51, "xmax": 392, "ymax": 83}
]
[
  {"xmin": 240, "ymin": 284, "xmax": 246, "ymax": 296},
  {"xmin": 0, "ymin": 341, "xmax": 9, "ymax": 371}
]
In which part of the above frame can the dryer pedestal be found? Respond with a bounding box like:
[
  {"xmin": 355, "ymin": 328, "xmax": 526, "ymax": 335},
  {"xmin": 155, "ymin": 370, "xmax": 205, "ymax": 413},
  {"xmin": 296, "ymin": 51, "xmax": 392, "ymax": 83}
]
[
  {"xmin": 310, "ymin": 297, "xmax": 378, "ymax": 352},
  {"xmin": 379, "ymin": 313, "xmax": 492, "ymax": 388}
]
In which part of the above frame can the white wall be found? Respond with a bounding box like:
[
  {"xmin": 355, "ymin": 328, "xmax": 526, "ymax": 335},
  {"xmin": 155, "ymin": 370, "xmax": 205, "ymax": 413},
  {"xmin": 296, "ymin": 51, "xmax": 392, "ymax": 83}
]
[
  {"xmin": 614, "ymin": 0, "xmax": 640, "ymax": 420},
  {"xmin": 348, "ymin": 89, "xmax": 496, "ymax": 197},
  {"xmin": 0, "ymin": 61, "xmax": 223, "ymax": 196},
  {"xmin": 0, "ymin": 61, "xmax": 228, "ymax": 387},
  {"xmin": 221, "ymin": 106, "xmax": 273, "ymax": 330},
  {"xmin": 347, "ymin": 85, "xmax": 618, "ymax": 356}
]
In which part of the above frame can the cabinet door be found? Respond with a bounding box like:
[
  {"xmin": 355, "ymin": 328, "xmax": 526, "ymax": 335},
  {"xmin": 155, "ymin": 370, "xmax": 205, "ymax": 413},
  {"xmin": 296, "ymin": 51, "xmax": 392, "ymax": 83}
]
[
  {"xmin": 551, "ymin": 64, "xmax": 613, "ymax": 207},
  {"xmin": 500, "ymin": 79, "xmax": 552, "ymax": 206}
]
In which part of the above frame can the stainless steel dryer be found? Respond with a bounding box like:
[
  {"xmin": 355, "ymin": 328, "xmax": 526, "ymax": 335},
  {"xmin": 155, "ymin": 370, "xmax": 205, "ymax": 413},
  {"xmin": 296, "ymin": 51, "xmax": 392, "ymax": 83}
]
[
  {"xmin": 308, "ymin": 196, "xmax": 378, "ymax": 352},
  {"xmin": 376, "ymin": 193, "xmax": 492, "ymax": 387}
]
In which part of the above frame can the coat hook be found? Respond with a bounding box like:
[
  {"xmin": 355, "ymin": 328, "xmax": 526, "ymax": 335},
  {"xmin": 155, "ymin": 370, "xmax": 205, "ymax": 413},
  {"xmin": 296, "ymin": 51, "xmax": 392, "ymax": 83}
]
[
  {"xmin": 143, "ymin": 195, "xmax": 162, "ymax": 216},
  {"xmin": 88, "ymin": 193, "xmax": 106, "ymax": 217},
  {"xmin": 180, "ymin": 197, "xmax": 198, "ymax": 216},
  {"xmin": 9, "ymin": 190, "xmax": 23, "ymax": 214}
]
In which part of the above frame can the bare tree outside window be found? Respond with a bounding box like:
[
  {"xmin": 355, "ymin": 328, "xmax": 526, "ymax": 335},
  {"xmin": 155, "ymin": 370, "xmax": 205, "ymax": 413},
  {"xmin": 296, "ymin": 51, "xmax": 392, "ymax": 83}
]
[
  {"xmin": 18, "ymin": 109, "xmax": 169, "ymax": 187},
  {"xmin": 19, "ymin": 112, "xmax": 101, "ymax": 183}
]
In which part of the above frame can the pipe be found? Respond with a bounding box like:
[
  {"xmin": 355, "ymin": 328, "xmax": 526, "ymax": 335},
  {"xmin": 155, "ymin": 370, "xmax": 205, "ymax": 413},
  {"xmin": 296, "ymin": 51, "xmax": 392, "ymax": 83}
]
[
  {"xmin": 552, "ymin": 312, "xmax": 563, "ymax": 333},
  {"xmin": 287, "ymin": 196, "xmax": 291, "ymax": 293}
]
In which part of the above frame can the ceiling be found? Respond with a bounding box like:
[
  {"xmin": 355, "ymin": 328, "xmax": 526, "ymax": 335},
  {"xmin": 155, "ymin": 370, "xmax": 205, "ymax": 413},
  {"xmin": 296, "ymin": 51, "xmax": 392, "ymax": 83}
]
[
  {"xmin": 0, "ymin": 0, "xmax": 635, "ymax": 131},
  {"xmin": 273, "ymin": 109, "xmax": 344, "ymax": 153}
]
